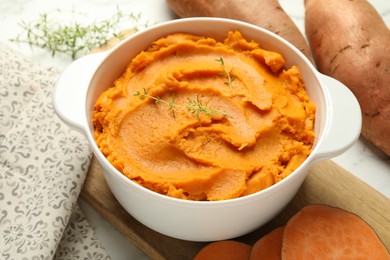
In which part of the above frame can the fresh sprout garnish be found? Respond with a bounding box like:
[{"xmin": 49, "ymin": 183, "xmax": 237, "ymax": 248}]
[
  {"xmin": 134, "ymin": 88, "xmax": 231, "ymax": 119},
  {"xmin": 215, "ymin": 56, "xmax": 237, "ymax": 89}
]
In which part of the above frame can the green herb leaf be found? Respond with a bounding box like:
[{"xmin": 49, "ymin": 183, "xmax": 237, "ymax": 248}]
[
  {"xmin": 10, "ymin": 7, "xmax": 152, "ymax": 59},
  {"xmin": 215, "ymin": 56, "xmax": 236, "ymax": 89},
  {"xmin": 134, "ymin": 89, "xmax": 231, "ymax": 119}
]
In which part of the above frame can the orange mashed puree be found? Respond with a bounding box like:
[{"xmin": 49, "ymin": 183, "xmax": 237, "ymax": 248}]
[{"xmin": 93, "ymin": 31, "xmax": 316, "ymax": 201}]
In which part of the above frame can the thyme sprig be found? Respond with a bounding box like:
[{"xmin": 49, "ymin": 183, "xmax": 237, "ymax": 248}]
[
  {"xmin": 215, "ymin": 57, "xmax": 237, "ymax": 89},
  {"xmin": 134, "ymin": 88, "xmax": 231, "ymax": 119},
  {"xmin": 10, "ymin": 7, "xmax": 151, "ymax": 59}
]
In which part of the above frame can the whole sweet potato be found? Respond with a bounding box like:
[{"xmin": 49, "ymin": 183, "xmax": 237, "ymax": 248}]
[
  {"xmin": 305, "ymin": 0, "xmax": 390, "ymax": 156},
  {"xmin": 166, "ymin": 0, "xmax": 313, "ymax": 63}
]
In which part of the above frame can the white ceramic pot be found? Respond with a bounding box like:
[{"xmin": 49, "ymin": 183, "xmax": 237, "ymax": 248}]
[{"xmin": 53, "ymin": 18, "xmax": 361, "ymax": 242}]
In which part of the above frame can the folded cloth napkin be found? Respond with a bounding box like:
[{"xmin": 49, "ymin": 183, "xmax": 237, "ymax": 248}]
[{"xmin": 0, "ymin": 44, "xmax": 110, "ymax": 260}]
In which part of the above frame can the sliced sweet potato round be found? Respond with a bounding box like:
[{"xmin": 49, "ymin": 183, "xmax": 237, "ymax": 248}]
[{"xmin": 281, "ymin": 204, "xmax": 389, "ymax": 259}]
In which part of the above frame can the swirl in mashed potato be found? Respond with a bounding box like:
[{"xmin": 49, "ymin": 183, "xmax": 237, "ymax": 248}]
[{"xmin": 93, "ymin": 31, "xmax": 316, "ymax": 201}]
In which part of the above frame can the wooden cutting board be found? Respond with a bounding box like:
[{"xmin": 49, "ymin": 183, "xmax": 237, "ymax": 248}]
[
  {"xmin": 82, "ymin": 31, "xmax": 390, "ymax": 259},
  {"xmin": 81, "ymin": 158, "xmax": 390, "ymax": 259}
]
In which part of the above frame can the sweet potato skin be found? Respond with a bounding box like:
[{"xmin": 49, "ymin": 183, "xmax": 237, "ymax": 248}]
[
  {"xmin": 305, "ymin": 0, "xmax": 390, "ymax": 156},
  {"xmin": 166, "ymin": 0, "xmax": 314, "ymax": 63}
]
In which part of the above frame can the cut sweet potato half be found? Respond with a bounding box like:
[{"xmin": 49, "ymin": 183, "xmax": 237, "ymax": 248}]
[
  {"xmin": 281, "ymin": 204, "xmax": 389, "ymax": 259},
  {"xmin": 193, "ymin": 240, "xmax": 251, "ymax": 260},
  {"xmin": 250, "ymin": 226, "xmax": 284, "ymax": 260}
]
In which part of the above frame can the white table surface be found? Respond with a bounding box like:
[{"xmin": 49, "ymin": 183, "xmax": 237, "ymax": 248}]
[{"xmin": 2, "ymin": 1, "xmax": 389, "ymax": 259}]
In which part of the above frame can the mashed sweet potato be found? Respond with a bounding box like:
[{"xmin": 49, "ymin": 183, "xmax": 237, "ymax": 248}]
[{"xmin": 93, "ymin": 31, "xmax": 316, "ymax": 201}]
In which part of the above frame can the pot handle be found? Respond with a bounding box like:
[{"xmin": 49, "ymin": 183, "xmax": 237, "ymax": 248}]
[
  {"xmin": 313, "ymin": 74, "xmax": 362, "ymax": 161},
  {"xmin": 53, "ymin": 52, "xmax": 107, "ymax": 133}
]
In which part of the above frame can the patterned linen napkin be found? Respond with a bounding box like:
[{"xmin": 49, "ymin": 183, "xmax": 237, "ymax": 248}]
[{"xmin": 0, "ymin": 44, "xmax": 110, "ymax": 260}]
